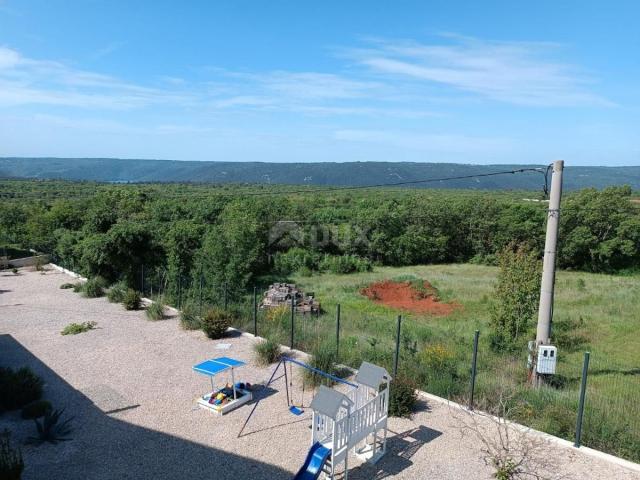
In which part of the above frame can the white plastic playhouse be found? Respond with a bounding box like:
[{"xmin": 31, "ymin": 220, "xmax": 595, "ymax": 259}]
[{"xmin": 306, "ymin": 362, "xmax": 392, "ymax": 479}]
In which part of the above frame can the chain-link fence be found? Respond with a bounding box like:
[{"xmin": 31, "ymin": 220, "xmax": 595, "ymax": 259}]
[
  {"xmin": 581, "ymin": 352, "xmax": 640, "ymax": 461},
  {"xmin": 47, "ymin": 257, "xmax": 639, "ymax": 464}
]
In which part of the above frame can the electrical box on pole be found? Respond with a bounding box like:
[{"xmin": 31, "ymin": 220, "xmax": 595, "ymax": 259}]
[
  {"xmin": 536, "ymin": 345, "xmax": 557, "ymax": 374},
  {"xmin": 532, "ymin": 160, "xmax": 564, "ymax": 386}
]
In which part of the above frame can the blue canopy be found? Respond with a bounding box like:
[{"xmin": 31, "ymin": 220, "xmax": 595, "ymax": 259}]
[{"xmin": 193, "ymin": 357, "xmax": 246, "ymax": 377}]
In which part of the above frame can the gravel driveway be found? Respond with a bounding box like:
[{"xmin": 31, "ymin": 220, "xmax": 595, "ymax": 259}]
[{"xmin": 1, "ymin": 267, "xmax": 638, "ymax": 480}]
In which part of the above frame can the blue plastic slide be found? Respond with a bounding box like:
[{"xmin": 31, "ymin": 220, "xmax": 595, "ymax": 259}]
[{"xmin": 293, "ymin": 442, "xmax": 332, "ymax": 480}]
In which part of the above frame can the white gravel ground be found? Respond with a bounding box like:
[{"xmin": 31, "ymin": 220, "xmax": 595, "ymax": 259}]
[{"xmin": 1, "ymin": 267, "xmax": 638, "ymax": 480}]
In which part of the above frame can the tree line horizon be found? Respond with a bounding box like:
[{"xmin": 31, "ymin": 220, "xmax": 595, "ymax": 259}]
[{"xmin": 1, "ymin": 180, "xmax": 638, "ymax": 305}]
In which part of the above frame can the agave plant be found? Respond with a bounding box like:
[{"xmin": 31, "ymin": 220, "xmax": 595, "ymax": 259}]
[
  {"xmin": 27, "ymin": 408, "xmax": 74, "ymax": 445},
  {"xmin": 0, "ymin": 429, "xmax": 24, "ymax": 480}
]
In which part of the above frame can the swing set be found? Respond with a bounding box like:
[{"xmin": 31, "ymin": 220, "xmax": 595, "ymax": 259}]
[{"xmin": 237, "ymin": 356, "xmax": 357, "ymax": 437}]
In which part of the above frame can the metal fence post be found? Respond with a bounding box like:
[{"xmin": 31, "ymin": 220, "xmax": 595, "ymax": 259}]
[
  {"xmin": 253, "ymin": 286, "xmax": 258, "ymax": 337},
  {"xmin": 469, "ymin": 330, "xmax": 480, "ymax": 410},
  {"xmin": 575, "ymin": 351, "xmax": 590, "ymax": 447},
  {"xmin": 335, "ymin": 304, "xmax": 341, "ymax": 362},
  {"xmin": 290, "ymin": 295, "xmax": 295, "ymax": 349},
  {"xmin": 393, "ymin": 315, "xmax": 402, "ymax": 377}
]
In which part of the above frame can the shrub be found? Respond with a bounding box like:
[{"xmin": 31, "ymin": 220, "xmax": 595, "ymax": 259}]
[
  {"xmin": 122, "ymin": 289, "xmax": 141, "ymax": 310},
  {"xmin": 34, "ymin": 258, "xmax": 44, "ymax": 271},
  {"xmin": 254, "ymin": 338, "xmax": 282, "ymax": 366},
  {"xmin": 11, "ymin": 268, "xmax": 18, "ymax": 275},
  {"xmin": 265, "ymin": 305, "xmax": 289, "ymax": 324},
  {"xmin": 59, "ymin": 283, "xmax": 75, "ymax": 289},
  {"xmin": 201, "ymin": 308, "xmax": 231, "ymax": 339},
  {"xmin": 72, "ymin": 282, "xmax": 84, "ymax": 293},
  {"xmin": 388, "ymin": 375, "xmax": 418, "ymax": 418},
  {"xmin": 146, "ymin": 301, "xmax": 166, "ymax": 321},
  {"xmin": 319, "ymin": 254, "xmax": 372, "ymax": 274},
  {"xmin": 179, "ymin": 303, "xmax": 201, "ymax": 330},
  {"xmin": 82, "ymin": 277, "xmax": 106, "ymax": 298},
  {"xmin": 27, "ymin": 408, "xmax": 73, "ymax": 445},
  {"xmin": 305, "ymin": 343, "xmax": 337, "ymax": 387},
  {"xmin": 273, "ymin": 250, "xmax": 373, "ymax": 275},
  {"xmin": 0, "ymin": 429, "xmax": 24, "ymax": 480},
  {"xmin": 0, "ymin": 367, "xmax": 43, "ymax": 411},
  {"xmin": 298, "ymin": 266, "xmax": 313, "ymax": 277},
  {"xmin": 61, "ymin": 321, "xmax": 97, "ymax": 335},
  {"xmin": 420, "ymin": 344, "xmax": 456, "ymax": 375},
  {"xmin": 21, "ymin": 400, "xmax": 52, "ymax": 420},
  {"xmin": 490, "ymin": 244, "xmax": 541, "ymax": 352},
  {"xmin": 107, "ymin": 281, "xmax": 127, "ymax": 303},
  {"xmin": 273, "ymin": 248, "xmax": 322, "ymax": 274}
]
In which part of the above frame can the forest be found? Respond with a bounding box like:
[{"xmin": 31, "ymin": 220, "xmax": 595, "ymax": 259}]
[{"xmin": 1, "ymin": 179, "xmax": 638, "ymax": 305}]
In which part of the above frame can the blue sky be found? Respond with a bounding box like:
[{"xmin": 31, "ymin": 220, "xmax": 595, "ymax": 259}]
[{"xmin": 0, "ymin": 1, "xmax": 638, "ymax": 165}]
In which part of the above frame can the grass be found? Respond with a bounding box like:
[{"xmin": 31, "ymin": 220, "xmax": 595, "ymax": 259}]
[
  {"xmin": 145, "ymin": 301, "xmax": 166, "ymax": 320},
  {"xmin": 253, "ymin": 337, "xmax": 282, "ymax": 366},
  {"xmin": 304, "ymin": 342, "xmax": 338, "ymax": 387},
  {"xmin": 107, "ymin": 281, "xmax": 127, "ymax": 303},
  {"xmin": 242, "ymin": 263, "xmax": 639, "ymax": 462},
  {"xmin": 61, "ymin": 321, "xmax": 97, "ymax": 335},
  {"xmin": 82, "ymin": 277, "xmax": 107, "ymax": 298},
  {"xmin": 179, "ymin": 303, "xmax": 201, "ymax": 330},
  {"xmin": 122, "ymin": 289, "xmax": 141, "ymax": 310}
]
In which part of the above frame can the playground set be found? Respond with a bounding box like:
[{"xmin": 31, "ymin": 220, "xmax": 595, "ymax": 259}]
[
  {"xmin": 193, "ymin": 354, "xmax": 391, "ymax": 479},
  {"xmin": 192, "ymin": 357, "xmax": 253, "ymax": 415}
]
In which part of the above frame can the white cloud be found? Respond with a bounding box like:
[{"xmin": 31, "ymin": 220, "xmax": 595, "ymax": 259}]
[
  {"xmin": 0, "ymin": 46, "xmax": 421, "ymax": 117},
  {"xmin": 0, "ymin": 46, "xmax": 21, "ymax": 68},
  {"xmin": 0, "ymin": 34, "xmax": 613, "ymax": 120},
  {"xmin": 203, "ymin": 69, "xmax": 439, "ymax": 117},
  {"xmin": 348, "ymin": 36, "xmax": 613, "ymax": 107},
  {"xmin": 261, "ymin": 71, "xmax": 381, "ymax": 100},
  {"xmin": 0, "ymin": 46, "xmax": 195, "ymax": 109},
  {"xmin": 211, "ymin": 95, "xmax": 275, "ymax": 108}
]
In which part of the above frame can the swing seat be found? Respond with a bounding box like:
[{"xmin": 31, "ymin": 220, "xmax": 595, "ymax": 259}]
[{"xmin": 289, "ymin": 405, "xmax": 304, "ymax": 416}]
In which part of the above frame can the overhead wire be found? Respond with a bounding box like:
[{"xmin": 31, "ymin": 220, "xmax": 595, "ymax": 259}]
[{"xmin": 0, "ymin": 166, "xmax": 549, "ymax": 200}]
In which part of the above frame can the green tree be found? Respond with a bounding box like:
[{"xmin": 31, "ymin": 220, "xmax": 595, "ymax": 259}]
[
  {"xmin": 0, "ymin": 203, "xmax": 27, "ymax": 245},
  {"xmin": 560, "ymin": 186, "xmax": 640, "ymax": 271},
  {"xmin": 77, "ymin": 222, "xmax": 161, "ymax": 284},
  {"xmin": 490, "ymin": 244, "xmax": 541, "ymax": 352},
  {"xmin": 197, "ymin": 200, "xmax": 268, "ymax": 303},
  {"xmin": 164, "ymin": 220, "xmax": 204, "ymax": 302}
]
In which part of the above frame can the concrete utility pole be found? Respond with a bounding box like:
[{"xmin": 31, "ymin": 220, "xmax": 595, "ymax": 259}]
[{"xmin": 532, "ymin": 160, "xmax": 564, "ymax": 386}]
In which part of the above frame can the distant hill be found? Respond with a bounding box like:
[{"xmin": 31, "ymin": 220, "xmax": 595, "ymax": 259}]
[{"xmin": 1, "ymin": 157, "xmax": 638, "ymax": 190}]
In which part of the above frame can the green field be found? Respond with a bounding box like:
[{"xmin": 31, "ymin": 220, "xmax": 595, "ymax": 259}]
[{"xmin": 243, "ymin": 264, "xmax": 640, "ymax": 462}]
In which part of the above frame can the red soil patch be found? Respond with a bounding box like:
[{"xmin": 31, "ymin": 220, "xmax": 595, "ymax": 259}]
[{"xmin": 360, "ymin": 280, "xmax": 459, "ymax": 316}]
